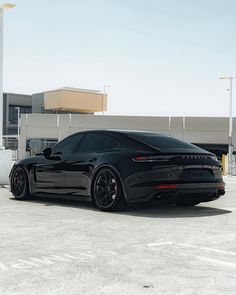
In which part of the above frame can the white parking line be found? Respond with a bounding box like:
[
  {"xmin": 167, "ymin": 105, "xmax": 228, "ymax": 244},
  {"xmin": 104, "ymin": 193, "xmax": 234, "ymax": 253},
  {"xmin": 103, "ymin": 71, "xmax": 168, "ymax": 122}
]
[
  {"xmin": 139, "ymin": 241, "xmax": 236, "ymax": 269},
  {"xmin": 0, "ymin": 251, "xmax": 113, "ymax": 272},
  {"xmin": 178, "ymin": 243, "xmax": 236, "ymax": 256},
  {"xmin": 147, "ymin": 241, "xmax": 174, "ymax": 248},
  {"xmin": 186, "ymin": 254, "xmax": 236, "ymax": 269},
  {"xmin": 0, "ymin": 262, "xmax": 8, "ymax": 271}
]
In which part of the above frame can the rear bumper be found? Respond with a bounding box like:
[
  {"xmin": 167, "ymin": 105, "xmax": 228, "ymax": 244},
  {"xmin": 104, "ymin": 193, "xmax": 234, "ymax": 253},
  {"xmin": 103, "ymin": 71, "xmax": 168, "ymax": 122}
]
[{"xmin": 126, "ymin": 181, "xmax": 225, "ymax": 204}]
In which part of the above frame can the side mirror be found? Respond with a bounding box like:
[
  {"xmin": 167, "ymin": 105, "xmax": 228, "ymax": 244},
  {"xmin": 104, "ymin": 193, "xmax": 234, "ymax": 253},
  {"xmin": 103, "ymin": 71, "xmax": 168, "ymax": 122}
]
[{"xmin": 43, "ymin": 147, "xmax": 52, "ymax": 158}]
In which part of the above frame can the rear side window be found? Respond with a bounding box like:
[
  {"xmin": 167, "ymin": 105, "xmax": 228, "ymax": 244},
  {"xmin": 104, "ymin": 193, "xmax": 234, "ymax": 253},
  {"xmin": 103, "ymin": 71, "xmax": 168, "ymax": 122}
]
[
  {"xmin": 128, "ymin": 133, "xmax": 204, "ymax": 152},
  {"xmin": 79, "ymin": 133, "xmax": 120, "ymax": 153}
]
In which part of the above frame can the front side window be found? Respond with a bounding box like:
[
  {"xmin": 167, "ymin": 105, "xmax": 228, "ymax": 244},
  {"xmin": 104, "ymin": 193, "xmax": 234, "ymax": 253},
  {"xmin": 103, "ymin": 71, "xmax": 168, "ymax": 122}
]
[
  {"xmin": 52, "ymin": 133, "xmax": 84, "ymax": 157},
  {"xmin": 79, "ymin": 133, "xmax": 120, "ymax": 153}
]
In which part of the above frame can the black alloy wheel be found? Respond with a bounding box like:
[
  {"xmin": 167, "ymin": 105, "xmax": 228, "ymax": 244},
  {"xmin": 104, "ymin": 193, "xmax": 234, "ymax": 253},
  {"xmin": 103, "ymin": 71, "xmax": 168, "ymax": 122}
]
[
  {"xmin": 11, "ymin": 167, "xmax": 29, "ymax": 200},
  {"xmin": 93, "ymin": 168, "xmax": 125, "ymax": 211}
]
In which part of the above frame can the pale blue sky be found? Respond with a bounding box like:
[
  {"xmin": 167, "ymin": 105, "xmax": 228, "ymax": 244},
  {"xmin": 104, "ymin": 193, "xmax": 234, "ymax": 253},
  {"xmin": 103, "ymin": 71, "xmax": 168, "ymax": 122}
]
[{"xmin": 2, "ymin": 0, "xmax": 236, "ymax": 116}]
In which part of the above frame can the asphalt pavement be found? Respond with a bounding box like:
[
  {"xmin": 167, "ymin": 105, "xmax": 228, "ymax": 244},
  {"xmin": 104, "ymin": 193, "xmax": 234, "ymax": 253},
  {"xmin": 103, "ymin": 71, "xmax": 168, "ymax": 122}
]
[{"xmin": 0, "ymin": 177, "xmax": 236, "ymax": 295}]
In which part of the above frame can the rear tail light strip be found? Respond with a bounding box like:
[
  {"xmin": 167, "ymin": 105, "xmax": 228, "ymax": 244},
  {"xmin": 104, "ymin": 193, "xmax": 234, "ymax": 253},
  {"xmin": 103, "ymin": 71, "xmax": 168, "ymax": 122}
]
[
  {"xmin": 155, "ymin": 183, "xmax": 225, "ymax": 190},
  {"xmin": 132, "ymin": 154, "xmax": 217, "ymax": 162},
  {"xmin": 132, "ymin": 156, "xmax": 170, "ymax": 162},
  {"xmin": 155, "ymin": 184, "xmax": 177, "ymax": 190}
]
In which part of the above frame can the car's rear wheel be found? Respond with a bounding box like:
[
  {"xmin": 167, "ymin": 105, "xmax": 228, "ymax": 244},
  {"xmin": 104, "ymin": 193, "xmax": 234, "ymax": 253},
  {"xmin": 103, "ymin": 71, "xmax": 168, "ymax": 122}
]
[
  {"xmin": 92, "ymin": 168, "xmax": 126, "ymax": 211},
  {"xmin": 11, "ymin": 167, "xmax": 30, "ymax": 200}
]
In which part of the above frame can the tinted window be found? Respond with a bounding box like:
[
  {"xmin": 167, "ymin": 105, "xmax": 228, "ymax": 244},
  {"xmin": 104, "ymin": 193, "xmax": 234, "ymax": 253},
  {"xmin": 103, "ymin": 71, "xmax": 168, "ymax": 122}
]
[
  {"xmin": 79, "ymin": 133, "xmax": 120, "ymax": 153},
  {"xmin": 128, "ymin": 133, "xmax": 204, "ymax": 152},
  {"xmin": 52, "ymin": 134, "xmax": 84, "ymax": 157}
]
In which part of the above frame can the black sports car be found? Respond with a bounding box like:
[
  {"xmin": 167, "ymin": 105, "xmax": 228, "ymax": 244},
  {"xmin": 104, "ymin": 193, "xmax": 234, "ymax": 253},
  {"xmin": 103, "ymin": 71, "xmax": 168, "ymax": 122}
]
[{"xmin": 10, "ymin": 130, "xmax": 225, "ymax": 211}]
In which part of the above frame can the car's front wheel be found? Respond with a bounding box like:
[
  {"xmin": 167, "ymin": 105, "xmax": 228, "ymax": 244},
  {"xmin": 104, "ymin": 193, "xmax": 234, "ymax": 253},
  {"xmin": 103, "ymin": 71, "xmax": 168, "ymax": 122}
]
[
  {"xmin": 92, "ymin": 168, "xmax": 126, "ymax": 211},
  {"xmin": 11, "ymin": 167, "xmax": 30, "ymax": 200}
]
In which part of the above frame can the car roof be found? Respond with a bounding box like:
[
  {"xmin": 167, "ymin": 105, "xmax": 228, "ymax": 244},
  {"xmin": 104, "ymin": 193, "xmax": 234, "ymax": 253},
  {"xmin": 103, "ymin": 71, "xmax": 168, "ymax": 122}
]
[
  {"xmin": 80, "ymin": 129, "xmax": 163, "ymax": 136},
  {"xmin": 76, "ymin": 130, "xmax": 210, "ymax": 154}
]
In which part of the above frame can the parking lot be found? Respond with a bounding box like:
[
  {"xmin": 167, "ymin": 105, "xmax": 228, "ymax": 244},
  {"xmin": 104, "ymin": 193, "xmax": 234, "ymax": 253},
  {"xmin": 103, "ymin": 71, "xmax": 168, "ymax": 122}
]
[{"xmin": 0, "ymin": 177, "xmax": 236, "ymax": 295}]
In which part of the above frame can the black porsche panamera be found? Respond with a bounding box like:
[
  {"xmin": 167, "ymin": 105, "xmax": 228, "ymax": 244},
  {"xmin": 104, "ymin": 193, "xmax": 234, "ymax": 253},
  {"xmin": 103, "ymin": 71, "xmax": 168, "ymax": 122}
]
[{"xmin": 10, "ymin": 130, "xmax": 225, "ymax": 211}]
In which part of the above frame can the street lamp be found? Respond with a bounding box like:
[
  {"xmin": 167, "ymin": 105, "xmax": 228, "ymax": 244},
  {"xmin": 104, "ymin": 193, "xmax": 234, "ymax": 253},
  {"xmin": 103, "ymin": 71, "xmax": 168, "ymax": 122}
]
[
  {"xmin": 0, "ymin": 3, "xmax": 16, "ymax": 148},
  {"xmin": 103, "ymin": 85, "xmax": 111, "ymax": 115},
  {"xmin": 220, "ymin": 76, "xmax": 236, "ymax": 176},
  {"xmin": 0, "ymin": 3, "xmax": 16, "ymax": 185}
]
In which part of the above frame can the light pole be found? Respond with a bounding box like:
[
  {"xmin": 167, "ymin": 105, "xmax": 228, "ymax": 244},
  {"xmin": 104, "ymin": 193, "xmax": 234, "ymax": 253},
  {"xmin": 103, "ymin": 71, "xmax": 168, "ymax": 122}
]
[
  {"xmin": 103, "ymin": 85, "xmax": 111, "ymax": 115},
  {"xmin": 0, "ymin": 3, "xmax": 16, "ymax": 185},
  {"xmin": 0, "ymin": 3, "xmax": 15, "ymax": 148},
  {"xmin": 220, "ymin": 76, "xmax": 236, "ymax": 176}
]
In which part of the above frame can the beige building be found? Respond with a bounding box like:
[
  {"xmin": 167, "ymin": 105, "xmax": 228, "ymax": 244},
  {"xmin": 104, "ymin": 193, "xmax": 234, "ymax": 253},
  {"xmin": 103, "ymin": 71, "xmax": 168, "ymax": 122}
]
[{"xmin": 32, "ymin": 87, "xmax": 107, "ymax": 114}]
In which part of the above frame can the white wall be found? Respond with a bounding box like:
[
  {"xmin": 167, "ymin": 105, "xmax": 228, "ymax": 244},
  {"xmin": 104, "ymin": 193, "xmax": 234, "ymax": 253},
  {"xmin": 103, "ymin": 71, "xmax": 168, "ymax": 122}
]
[{"xmin": 19, "ymin": 114, "xmax": 235, "ymax": 159}]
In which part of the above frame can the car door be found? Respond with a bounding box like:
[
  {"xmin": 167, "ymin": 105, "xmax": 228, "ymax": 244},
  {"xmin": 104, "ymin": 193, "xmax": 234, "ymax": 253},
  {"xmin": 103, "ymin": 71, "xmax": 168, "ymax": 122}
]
[
  {"xmin": 66, "ymin": 132, "xmax": 120, "ymax": 197},
  {"xmin": 34, "ymin": 133, "xmax": 85, "ymax": 195}
]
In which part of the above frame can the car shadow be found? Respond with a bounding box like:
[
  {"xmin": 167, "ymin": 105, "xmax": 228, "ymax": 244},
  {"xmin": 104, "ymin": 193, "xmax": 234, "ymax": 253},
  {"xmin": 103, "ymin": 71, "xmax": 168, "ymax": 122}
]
[
  {"xmin": 119, "ymin": 203, "xmax": 231, "ymax": 218},
  {"xmin": 9, "ymin": 195, "xmax": 232, "ymax": 218},
  {"xmin": 9, "ymin": 196, "xmax": 98, "ymax": 212}
]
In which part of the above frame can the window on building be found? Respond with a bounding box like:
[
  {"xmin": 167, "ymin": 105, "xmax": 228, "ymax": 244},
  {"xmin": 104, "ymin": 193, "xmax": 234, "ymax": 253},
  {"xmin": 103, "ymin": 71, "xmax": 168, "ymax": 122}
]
[{"xmin": 8, "ymin": 105, "xmax": 32, "ymax": 125}]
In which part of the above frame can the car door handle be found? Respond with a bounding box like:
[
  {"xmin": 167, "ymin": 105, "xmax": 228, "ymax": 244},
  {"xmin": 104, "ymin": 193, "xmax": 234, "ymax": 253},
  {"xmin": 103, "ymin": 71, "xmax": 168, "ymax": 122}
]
[{"xmin": 89, "ymin": 157, "xmax": 97, "ymax": 162}]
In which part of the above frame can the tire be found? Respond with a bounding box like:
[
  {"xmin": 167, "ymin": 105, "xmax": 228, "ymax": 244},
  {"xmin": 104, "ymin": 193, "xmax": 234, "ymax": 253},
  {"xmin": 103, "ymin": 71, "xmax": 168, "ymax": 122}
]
[
  {"xmin": 92, "ymin": 167, "xmax": 126, "ymax": 211},
  {"xmin": 175, "ymin": 201, "xmax": 200, "ymax": 207},
  {"xmin": 11, "ymin": 166, "xmax": 30, "ymax": 200}
]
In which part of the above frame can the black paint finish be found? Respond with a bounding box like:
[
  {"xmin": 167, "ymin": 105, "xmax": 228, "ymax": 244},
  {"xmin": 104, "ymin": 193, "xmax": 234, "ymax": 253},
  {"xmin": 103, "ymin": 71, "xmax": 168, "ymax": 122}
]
[{"xmin": 10, "ymin": 130, "xmax": 225, "ymax": 206}]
